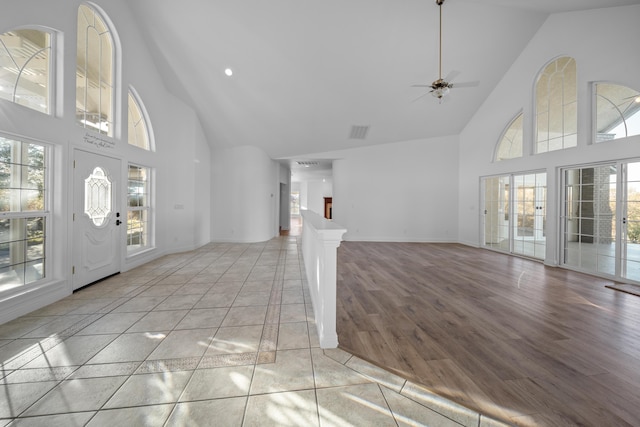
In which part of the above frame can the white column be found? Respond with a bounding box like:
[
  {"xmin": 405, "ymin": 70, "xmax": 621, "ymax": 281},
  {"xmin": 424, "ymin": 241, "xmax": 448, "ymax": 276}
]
[{"xmin": 300, "ymin": 209, "xmax": 346, "ymax": 348}]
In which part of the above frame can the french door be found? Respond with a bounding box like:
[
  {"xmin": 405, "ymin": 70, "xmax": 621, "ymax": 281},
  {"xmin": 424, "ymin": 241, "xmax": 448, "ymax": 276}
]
[
  {"xmin": 482, "ymin": 172, "xmax": 547, "ymax": 259},
  {"xmin": 561, "ymin": 161, "xmax": 640, "ymax": 282},
  {"xmin": 72, "ymin": 149, "xmax": 122, "ymax": 290}
]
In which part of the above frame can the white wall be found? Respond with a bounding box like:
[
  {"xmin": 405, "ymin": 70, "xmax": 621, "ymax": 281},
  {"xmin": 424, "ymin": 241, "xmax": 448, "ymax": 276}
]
[
  {"xmin": 306, "ymin": 179, "xmax": 333, "ymax": 217},
  {"xmin": 211, "ymin": 145, "xmax": 279, "ymax": 242},
  {"xmin": 0, "ymin": 0, "xmax": 211, "ymax": 322},
  {"xmin": 331, "ymin": 135, "xmax": 459, "ymax": 242},
  {"xmin": 458, "ymin": 5, "xmax": 640, "ymax": 261},
  {"xmin": 297, "ymin": 181, "xmax": 308, "ymax": 211}
]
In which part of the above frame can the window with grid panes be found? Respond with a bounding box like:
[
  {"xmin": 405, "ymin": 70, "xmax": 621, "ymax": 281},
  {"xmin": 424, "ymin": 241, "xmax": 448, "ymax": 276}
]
[
  {"xmin": 0, "ymin": 135, "xmax": 48, "ymax": 291},
  {"xmin": 127, "ymin": 164, "xmax": 150, "ymax": 253}
]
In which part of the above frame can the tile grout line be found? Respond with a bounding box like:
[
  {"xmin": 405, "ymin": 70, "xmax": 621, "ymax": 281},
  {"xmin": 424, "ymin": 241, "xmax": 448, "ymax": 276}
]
[{"xmin": 82, "ymin": 242, "xmax": 252, "ymax": 425}]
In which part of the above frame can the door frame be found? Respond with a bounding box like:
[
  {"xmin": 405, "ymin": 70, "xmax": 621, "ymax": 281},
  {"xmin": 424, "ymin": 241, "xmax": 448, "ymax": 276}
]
[
  {"xmin": 481, "ymin": 170, "xmax": 547, "ymax": 259},
  {"xmin": 70, "ymin": 146, "xmax": 124, "ymax": 290},
  {"xmin": 559, "ymin": 159, "xmax": 640, "ymax": 284}
]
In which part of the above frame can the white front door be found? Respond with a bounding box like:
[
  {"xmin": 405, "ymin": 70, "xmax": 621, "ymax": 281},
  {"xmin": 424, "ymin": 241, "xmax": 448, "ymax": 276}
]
[{"xmin": 73, "ymin": 149, "xmax": 122, "ymax": 290}]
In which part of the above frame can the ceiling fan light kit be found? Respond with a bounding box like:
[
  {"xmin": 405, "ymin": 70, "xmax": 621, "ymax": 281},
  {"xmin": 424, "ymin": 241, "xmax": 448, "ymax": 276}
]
[{"xmin": 430, "ymin": 79, "xmax": 450, "ymax": 99}]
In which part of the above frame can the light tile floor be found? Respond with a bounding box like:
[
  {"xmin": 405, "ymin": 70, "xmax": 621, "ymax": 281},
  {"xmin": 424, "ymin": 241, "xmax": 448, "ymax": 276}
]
[{"xmin": 0, "ymin": 237, "xmax": 508, "ymax": 426}]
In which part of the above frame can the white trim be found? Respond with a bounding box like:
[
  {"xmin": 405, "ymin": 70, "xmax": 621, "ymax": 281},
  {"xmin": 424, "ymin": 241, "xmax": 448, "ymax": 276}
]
[{"xmin": 0, "ymin": 279, "xmax": 69, "ymax": 324}]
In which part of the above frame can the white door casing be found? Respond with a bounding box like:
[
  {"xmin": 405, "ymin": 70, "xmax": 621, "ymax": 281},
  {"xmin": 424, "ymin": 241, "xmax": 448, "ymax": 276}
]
[{"xmin": 73, "ymin": 149, "xmax": 122, "ymax": 290}]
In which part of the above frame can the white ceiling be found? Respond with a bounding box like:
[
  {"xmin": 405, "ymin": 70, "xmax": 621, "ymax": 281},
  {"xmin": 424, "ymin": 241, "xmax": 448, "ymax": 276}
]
[{"xmin": 129, "ymin": 0, "xmax": 640, "ymax": 178}]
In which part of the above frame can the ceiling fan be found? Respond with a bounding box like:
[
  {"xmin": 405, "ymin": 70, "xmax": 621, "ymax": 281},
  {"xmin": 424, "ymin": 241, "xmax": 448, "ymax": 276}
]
[{"xmin": 412, "ymin": 0, "xmax": 479, "ymax": 102}]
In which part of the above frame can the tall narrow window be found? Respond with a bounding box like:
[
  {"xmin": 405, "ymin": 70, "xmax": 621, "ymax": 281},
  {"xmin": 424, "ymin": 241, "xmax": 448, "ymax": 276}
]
[
  {"xmin": 128, "ymin": 89, "xmax": 151, "ymax": 150},
  {"xmin": 594, "ymin": 83, "xmax": 640, "ymax": 142},
  {"xmin": 76, "ymin": 4, "xmax": 114, "ymax": 136},
  {"xmin": 127, "ymin": 164, "xmax": 151, "ymax": 253},
  {"xmin": 0, "ymin": 28, "xmax": 52, "ymax": 114},
  {"xmin": 0, "ymin": 135, "xmax": 48, "ymax": 291},
  {"xmin": 495, "ymin": 113, "xmax": 523, "ymax": 161},
  {"xmin": 535, "ymin": 56, "xmax": 577, "ymax": 153}
]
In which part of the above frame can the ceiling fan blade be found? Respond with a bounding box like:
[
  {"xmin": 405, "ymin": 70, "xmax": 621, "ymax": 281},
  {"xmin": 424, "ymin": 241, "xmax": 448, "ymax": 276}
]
[
  {"xmin": 451, "ymin": 81, "xmax": 480, "ymax": 88},
  {"xmin": 411, "ymin": 91, "xmax": 433, "ymax": 103},
  {"xmin": 443, "ymin": 70, "xmax": 460, "ymax": 83}
]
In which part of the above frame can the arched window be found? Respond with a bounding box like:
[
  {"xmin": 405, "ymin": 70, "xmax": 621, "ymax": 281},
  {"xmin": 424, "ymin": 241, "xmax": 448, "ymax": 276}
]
[
  {"xmin": 495, "ymin": 113, "xmax": 523, "ymax": 161},
  {"xmin": 0, "ymin": 28, "xmax": 52, "ymax": 114},
  {"xmin": 535, "ymin": 56, "xmax": 577, "ymax": 153},
  {"xmin": 128, "ymin": 88, "xmax": 152, "ymax": 151},
  {"xmin": 594, "ymin": 83, "xmax": 640, "ymax": 142},
  {"xmin": 76, "ymin": 4, "xmax": 115, "ymax": 136}
]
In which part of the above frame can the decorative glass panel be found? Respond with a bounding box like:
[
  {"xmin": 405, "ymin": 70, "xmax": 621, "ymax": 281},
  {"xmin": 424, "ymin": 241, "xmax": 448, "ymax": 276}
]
[
  {"xmin": 595, "ymin": 83, "xmax": 640, "ymax": 142},
  {"xmin": 128, "ymin": 90, "xmax": 151, "ymax": 150},
  {"xmin": 84, "ymin": 166, "xmax": 111, "ymax": 226},
  {"xmin": 0, "ymin": 29, "xmax": 51, "ymax": 113},
  {"xmin": 76, "ymin": 4, "xmax": 114, "ymax": 136},
  {"xmin": 495, "ymin": 113, "xmax": 523, "ymax": 161}
]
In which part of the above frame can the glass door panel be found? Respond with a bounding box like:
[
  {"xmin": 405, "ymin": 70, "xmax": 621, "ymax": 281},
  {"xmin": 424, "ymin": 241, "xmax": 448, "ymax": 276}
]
[
  {"xmin": 562, "ymin": 164, "xmax": 621, "ymax": 278},
  {"xmin": 482, "ymin": 172, "xmax": 546, "ymax": 260},
  {"xmin": 513, "ymin": 172, "xmax": 546, "ymax": 258},
  {"xmin": 483, "ymin": 175, "xmax": 510, "ymax": 252},
  {"xmin": 623, "ymin": 162, "xmax": 640, "ymax": 281}
]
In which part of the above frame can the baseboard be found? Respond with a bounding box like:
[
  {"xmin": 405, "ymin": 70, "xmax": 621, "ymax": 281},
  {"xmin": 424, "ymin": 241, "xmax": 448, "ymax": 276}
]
[
  {"xmin": 0, "ymin": 280, "xmax": 70, "ymax": 324},
  {"xmin": 342, "ymin": 236, "xmax": 459, "ymax": 244}
]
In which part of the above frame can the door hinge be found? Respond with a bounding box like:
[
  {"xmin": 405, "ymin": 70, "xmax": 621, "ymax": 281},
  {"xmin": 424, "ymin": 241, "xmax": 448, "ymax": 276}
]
[
  {"xmin": 73, "ymin": 160, "xmax": 76, "ymax": 168},
  {"xmin": 72, "ymin": 266, "xmax": 75, "ymax": 274},
  {"xmin": 73, "ymin": 213, "xmax": 75, "ymax": 221}
]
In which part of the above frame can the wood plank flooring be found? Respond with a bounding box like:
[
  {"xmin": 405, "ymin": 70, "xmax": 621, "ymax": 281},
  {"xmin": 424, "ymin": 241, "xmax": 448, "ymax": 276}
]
[{"xmin": 335, "ymin": 242, "xmax": 640, "ymax": 426}]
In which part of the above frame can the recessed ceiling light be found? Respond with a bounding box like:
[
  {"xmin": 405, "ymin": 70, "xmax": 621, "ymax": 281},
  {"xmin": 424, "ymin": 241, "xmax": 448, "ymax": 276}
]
[{"xmin": 224, "ymin": 68, "xmax": 233, "ymax": 77}]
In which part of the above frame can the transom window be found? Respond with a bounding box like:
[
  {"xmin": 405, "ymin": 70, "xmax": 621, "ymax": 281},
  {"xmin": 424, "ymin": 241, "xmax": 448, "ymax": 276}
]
[
  {"xmin": 128, "ymin": 89, "xmax": 151, "ymax": 150},
  {"xmin": 76, "ymin": 4, "xmax": 114, "ymax": 136},
  {"xmin": 0, "ymin": 135, "xmax": 48, "ymax": 290},
  {"xmin": 0, "ymin": 28, "xmax": 52, "ymax": 114},
  {"xmin": 495, "ymin": 113, "xmax": 523, "ymax": 161},
  {"xmin": 535, "ymin": 56, "xmax": 577, "ymax": 153},
  {"xmin": 594, "ymin": 83, "xmax": 640, "ymax": 142}
]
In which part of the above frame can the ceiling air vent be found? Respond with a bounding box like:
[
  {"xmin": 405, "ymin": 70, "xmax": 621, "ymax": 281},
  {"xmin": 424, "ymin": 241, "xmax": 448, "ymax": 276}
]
[
  {"xmin": 349, "ymin": 125, "xmax": 370, "ymax": 140},
  {"xmin": 296, "ymin": 161, "xmax": 319, "ymax": 167}
]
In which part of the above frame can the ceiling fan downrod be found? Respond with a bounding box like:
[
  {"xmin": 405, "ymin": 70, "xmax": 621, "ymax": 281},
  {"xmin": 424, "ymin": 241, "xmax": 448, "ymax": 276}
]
[{"xmin": 436, "ymin": 0, "xmax": 444, "ymax": 81}]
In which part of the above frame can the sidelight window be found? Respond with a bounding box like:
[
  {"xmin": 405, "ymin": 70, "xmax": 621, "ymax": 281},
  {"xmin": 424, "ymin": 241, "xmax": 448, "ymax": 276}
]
[{"xmin": 127, "ymin": 164, "xmax": 151, "ymax": 253}]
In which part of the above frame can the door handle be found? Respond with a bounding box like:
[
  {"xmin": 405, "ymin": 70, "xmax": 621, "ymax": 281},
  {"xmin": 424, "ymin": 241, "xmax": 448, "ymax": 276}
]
[{"xmin": 116, "ymin": 219, "xmax": 122, "ymax": 226}]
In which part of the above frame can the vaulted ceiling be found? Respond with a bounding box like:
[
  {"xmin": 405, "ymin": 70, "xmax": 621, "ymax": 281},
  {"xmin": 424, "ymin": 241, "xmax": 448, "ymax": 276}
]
[{"xmin": 129, "ymin": 0, "xmax": 640, "ymax": 164}]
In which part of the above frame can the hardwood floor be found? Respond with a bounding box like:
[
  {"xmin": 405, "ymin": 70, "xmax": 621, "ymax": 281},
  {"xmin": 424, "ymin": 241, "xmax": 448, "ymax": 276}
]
[{"xmin": 335, "ymin": 242, "xmax": 640, "ymax": 426}]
